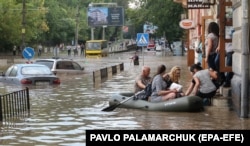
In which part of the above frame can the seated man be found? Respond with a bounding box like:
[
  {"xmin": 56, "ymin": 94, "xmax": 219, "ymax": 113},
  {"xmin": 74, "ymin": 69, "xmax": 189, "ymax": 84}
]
[
  {"xmin": 134, "ymin": 66, "xmax": 152, "ymax": 93},
  {"xmin": 133, "ymin": 66, "xmax": 152, "ymax": 100}
]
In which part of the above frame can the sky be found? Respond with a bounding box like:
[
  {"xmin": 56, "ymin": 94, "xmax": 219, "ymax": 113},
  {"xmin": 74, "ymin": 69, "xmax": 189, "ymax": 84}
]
[{"xmin": 128, "ymin": 0, "xmax": 140, "ymax": 9}]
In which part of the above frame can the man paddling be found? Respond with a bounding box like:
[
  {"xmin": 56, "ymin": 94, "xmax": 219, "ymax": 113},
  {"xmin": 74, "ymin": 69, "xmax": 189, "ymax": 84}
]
[{"xmin": 134, "ymin": 66, "xmax": 152, "ymax": 93}]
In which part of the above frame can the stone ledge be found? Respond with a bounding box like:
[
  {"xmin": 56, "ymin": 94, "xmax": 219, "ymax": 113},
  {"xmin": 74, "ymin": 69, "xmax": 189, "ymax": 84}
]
[
  {"xmin": 205, "ymin": 106, "xmax": 233, "ymax": 113},
  {"xmin": 212, "ymin": 96, "xmax": 231, "ymax": 107},
  {"xmin": 212, "ymin": 88, "xmax": 233, "ymax": 110}
]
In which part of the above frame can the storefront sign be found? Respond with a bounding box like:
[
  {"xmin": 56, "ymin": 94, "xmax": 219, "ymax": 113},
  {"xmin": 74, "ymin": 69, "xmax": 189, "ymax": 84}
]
[
  {"xmin": 187, "ymin": 0, "xmax": 212, "ymax": 9},
  {"xmin": 179, "ymin": 19, "xmax": 195, "ymax": 29}
]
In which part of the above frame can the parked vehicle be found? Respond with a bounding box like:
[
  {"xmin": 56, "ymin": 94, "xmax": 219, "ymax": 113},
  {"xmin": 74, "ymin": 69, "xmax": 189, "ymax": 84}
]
[
  {"xmin": 34, "ymin": 58, "xmax": 84, "ymax": 75},
  {"xmin": 0, "ymin": 64, "xmax": 61, "ymax": 86},
  {"xmin": 147, "ymin": 42, "xmax": 156, "ymax": 51},
  {"xmin": 155, "ymin": 44, "xmax": 162, "ymax": 51}
]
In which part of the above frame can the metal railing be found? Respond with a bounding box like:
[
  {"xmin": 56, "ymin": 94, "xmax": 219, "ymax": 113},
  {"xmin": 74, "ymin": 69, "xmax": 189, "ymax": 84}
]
[
  {"xmin": 0, "ymin": 87, "xmax": 30, "ymax": 121},
  {"xmin": 93, "ymin": 63, "xmax": 124, "ymax": 87}
]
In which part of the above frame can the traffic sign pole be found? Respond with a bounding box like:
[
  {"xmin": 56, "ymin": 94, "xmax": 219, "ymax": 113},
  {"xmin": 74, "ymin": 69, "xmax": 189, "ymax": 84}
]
[
  {"xmin": 136, "ymin": 33, "xmax": 149, "ymax": 66},
  {"xmin": 143, "ymin": 46, "xmax": 145, "ymax": 66}
]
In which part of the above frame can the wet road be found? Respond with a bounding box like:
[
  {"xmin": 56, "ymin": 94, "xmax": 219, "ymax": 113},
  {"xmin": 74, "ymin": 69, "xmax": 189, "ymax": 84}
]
[{"xmin": 1, "ymin": 51, "xmax": 250, "ymax": 146}]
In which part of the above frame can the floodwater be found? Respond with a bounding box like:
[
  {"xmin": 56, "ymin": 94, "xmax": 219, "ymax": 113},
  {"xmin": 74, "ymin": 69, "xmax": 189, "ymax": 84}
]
[{"xmin": 0, "ymin": 51, "xmax": 250, "ymax": 146}]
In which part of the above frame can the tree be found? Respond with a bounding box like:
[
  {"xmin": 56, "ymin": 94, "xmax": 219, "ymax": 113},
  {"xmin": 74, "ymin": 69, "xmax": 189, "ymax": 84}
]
[
  {"xmin": 0, "ymin": 0, "xmax": 48, "ymax": 52},
  {"xmin": 126, "ymin": 0, "xmax": 184, "ymax": 42},
  {"xmin": 0, "ymin": 0, "xmax": 186, "ymax": 52}
]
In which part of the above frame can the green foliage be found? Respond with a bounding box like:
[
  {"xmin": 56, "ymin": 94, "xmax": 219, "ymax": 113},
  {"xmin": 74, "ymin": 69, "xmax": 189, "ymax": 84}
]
[
  {"xmin": 0, "ymin": 0, "xmax": 185, "ymax": 52},
  {"xmin": 126, "ymin": 0, "xmax": 184, "ymax": 42},
  {"xmin": 0, "ymin": 0, "xmax": 48, "ymax": 52}
]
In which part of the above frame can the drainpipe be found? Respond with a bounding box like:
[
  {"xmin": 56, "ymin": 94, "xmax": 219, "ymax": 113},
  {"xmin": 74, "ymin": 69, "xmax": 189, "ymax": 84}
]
[{"xmin": 241, "ymin": 0, "xmax": 249, "ymax": 118}]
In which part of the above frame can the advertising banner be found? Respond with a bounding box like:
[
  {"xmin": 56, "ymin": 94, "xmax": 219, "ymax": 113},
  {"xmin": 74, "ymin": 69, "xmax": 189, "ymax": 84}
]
[{"xmin": 88, "ymin": 7, "xmax": 124, "ymax": 27}]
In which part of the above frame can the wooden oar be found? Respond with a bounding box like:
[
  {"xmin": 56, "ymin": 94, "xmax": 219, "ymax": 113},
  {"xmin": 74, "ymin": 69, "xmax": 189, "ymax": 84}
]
[{"xmin": 102, "ymin": 90, "xmax": 144, "ymax": 112}]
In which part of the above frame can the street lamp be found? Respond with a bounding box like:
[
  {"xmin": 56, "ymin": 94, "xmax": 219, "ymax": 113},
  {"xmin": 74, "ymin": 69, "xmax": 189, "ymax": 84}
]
[{"xmin": 75, "ymin": 4, "xmax": 80, "ymax": 48}]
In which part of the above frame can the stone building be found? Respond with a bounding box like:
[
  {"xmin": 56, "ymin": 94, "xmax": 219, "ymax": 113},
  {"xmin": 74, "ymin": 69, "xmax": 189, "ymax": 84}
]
[{"xmin": 174, "ymin": 0, "xmax": 250, "ymax": 118}]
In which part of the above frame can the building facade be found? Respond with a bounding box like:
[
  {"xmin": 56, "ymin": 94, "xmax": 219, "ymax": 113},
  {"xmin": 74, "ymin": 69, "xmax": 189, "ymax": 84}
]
[{"xmin": 174, "ymin": 0, "xmax": 250, "ymax": 118}]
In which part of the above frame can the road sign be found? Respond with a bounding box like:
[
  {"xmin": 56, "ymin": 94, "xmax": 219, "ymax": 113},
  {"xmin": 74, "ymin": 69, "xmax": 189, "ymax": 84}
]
[
  {"xmin": 136, "ymin": 33, "xmax": 149, "ymax": 46},
  {"xmin": 22, "ymin": 47, "xmax": 35, "ymax": 60}
]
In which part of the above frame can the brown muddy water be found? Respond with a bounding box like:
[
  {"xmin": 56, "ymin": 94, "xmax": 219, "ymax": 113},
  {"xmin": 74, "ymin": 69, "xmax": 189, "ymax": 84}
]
[{"xmin": 0, "ymin": 51, "xmax": 250, "ymax": 146}]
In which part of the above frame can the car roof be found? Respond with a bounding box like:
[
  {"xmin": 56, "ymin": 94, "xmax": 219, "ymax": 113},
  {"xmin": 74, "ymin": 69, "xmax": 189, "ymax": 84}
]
[
  {"xmin": 14, "ymin": 64, "xmax": 50, "ymax": 67},
  {"xmin": 35, "ymin": 58, "xmax": 74, "ymax": 62}
]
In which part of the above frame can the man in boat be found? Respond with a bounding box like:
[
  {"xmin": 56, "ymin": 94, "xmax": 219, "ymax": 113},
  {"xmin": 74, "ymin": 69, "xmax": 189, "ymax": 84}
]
[
  {"xmin": 134, "ymin": 66, "xmax": 152, "ymax": 94},
  {"xmin": 133, "ymin": 66, "xmax": 152, "ymax": 100}
]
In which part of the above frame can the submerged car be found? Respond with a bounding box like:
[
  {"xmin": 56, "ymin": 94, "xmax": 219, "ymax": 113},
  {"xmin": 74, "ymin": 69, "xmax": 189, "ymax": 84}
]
[
  {"xmin": 0, "ymin": 64, "xmax": 61, "ymax": 85},
  {"xmin": 34, "ymin": 58, "xmax": 84, "ymax": 74}
]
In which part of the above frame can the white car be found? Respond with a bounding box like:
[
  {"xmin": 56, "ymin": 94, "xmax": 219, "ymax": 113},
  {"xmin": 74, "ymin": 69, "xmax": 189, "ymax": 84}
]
[
  {"xmin": 34, "ymin": 58, "xmax": 84, "ymax": 75},
  {"xmin": 147, "ymin": 43, "xmax": 156, "ymax": 51},
  {"xmin": 155, "ymin": 44, "xmax": 162, "ymax": 51}
]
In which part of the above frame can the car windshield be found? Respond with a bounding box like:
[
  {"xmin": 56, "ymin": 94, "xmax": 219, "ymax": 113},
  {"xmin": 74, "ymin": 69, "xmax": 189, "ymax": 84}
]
[
  {"xmin": 35, "ymin": 61, "xmax": 54, "ymax": 69},
  {"xmin": 21, "ymin": 66, "xmax": 52, "ymax": 75},
  {"xmin": 86, "ymin": 42, "xmax": 101, "ymax": 50},
  {"xmin": 56, "ymin": 61, "xmax": 81, "ymax": 70}
]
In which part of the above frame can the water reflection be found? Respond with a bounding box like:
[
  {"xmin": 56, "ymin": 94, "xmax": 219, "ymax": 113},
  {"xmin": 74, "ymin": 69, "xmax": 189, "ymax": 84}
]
[{"xmin": 1, "ymin": 52, "xmax": 250, "ymax": 145}]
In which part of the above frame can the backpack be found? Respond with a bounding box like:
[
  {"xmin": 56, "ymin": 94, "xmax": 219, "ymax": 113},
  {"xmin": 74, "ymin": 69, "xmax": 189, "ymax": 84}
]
[{"xmin": 134, "ymin": 83, "xmax": 152, "ymax": 101}]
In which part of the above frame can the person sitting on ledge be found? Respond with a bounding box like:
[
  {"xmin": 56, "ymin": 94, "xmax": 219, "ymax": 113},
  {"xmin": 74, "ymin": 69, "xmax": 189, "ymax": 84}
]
[{"xmin": 185, "ymin": 62, "xmax": 218, "ymax": 106}]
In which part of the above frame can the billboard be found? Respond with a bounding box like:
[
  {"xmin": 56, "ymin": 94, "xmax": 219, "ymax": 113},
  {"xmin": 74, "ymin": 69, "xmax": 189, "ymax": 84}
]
[{"xmin": 87, "ymin": 7, "xmax": 124, "ymax": 27}]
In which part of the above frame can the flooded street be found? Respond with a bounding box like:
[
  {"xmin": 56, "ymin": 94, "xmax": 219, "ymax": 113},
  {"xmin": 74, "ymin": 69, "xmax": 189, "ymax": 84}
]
[{"xmin": 1, "ymin": 51, "xmax": 250, "ymax": 146}]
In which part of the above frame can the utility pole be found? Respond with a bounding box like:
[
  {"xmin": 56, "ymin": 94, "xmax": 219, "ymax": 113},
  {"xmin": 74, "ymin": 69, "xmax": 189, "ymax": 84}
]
[
  {"xmin": 75, "ymin": 4, "xmax": 80, "ymax": 49},
  {"xmin": 91, "ymin": 27, "xmax": 94, "ymax": 40},
  {"xmin": 22, "ymin": 0, "xmax": 26, "ymax": 50},
  {"xmin": 102, "ymin": 25, "xmax": 107, "ymax": 40}
]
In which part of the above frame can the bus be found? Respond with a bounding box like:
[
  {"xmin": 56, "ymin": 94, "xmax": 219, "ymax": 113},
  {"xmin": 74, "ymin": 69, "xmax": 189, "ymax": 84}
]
[{"xmin": 85, "ymin": 40, "xmax": 108, "ymax": 57}]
